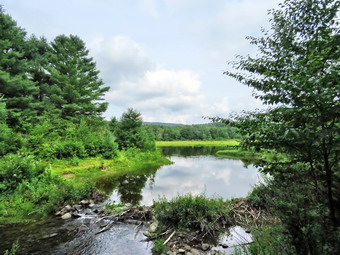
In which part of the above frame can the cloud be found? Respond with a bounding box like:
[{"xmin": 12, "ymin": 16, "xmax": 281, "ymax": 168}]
[
  {"xmin": 89, "ymin": 36, "xmax": 154, "ymax": 84},
  {"xmin": 90, "ymin": 35, "xmax": 221, "ymax": 123}
]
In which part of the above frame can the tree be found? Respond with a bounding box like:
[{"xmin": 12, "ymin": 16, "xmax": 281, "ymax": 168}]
[
  {"xmin": 24, "ymin": 35, "xmax": 54, "ymax": 117},
  {"xmin": 219, "ymin": 0, "xmax": 339, "ymax": 254},
  {"xmin": 0, "ymin": 7, "xmax": 39, "ymax": 129},
  {"xmin": 115, "ymin": 108, "xmax": 155, "ymax": 150},
  {"xmin": 47, "ymin": 34, "xmax": 109, "ymax": 119}
]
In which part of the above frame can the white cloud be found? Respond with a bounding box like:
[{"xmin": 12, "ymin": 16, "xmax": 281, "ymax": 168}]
[{"xmin": 89, "ymin": 36, "xmax": 154, "ymax": 83}]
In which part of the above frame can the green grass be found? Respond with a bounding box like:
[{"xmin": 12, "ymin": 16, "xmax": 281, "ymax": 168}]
[
  {"xmin": 51, "ymin": 149, "xmax": 171, "ymax": 185},
  {"xmin": 216, "ymin": 149, "xmax": 289, "ymax": 162},
  {"xmin": 152, "ymin": 238, "xmax": 168, "ymax": 254},
  {"xmin": 0, "ymin": 149, "xmax": 170, "ymax": 224},
  {"xmin": 153, "ymin": 194, "xmax": 231, "ymax": 234},
  {"xmin": 156, "ymin": 140, "xmax": 240, "ymax": 147}
]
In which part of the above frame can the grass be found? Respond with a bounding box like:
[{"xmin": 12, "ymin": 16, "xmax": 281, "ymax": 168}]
[
  {"xmin": 51, "ymin": 149, "xmax": 171, "ymax": 186},
  {"xmin": 0, "ymin": 149, "xmax": 170, "ymax": 224},
  {"xmin": 156, "ymin": 140, "xmax": 240, "ymax": 147},
  {"xmin": 216, "ymin": 149, "xmax": 289, "ymax": 162},
  {"xmin": 153, "ymin": 194, "xmax": 231, "ymax": 234}
]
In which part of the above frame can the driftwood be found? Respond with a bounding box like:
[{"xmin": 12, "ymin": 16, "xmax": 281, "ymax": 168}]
[
  {"xmin": 163, "ymin": 231, "xmax": 176, "ymax": 245},
  {"xmin": 95, "ymin": 221, "xmax": 116, "ymax": 235}
]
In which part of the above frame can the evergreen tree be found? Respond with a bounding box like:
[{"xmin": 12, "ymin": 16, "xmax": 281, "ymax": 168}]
[
  {"xmin": 24, "ymin": 35, "xmax": 54, "ymax": 117},
  {"xmin": 47, "ymin": 34, "xmax": 109, "ymax": 119},
  {"xmin": 0, "ymin": 7, "xmax": 39, "ymax": 129},
  {"xmin": 115, "ymin": 108, "xmax": 155, "ymax": 150}
]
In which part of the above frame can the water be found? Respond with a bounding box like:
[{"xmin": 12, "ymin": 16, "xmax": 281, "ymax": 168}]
[
  {"xmin": 0, "ymin": 146, "xmax": 260, "ymax": 255},
  {"xmin": 109, "ymin": 147, "xmax": 260, "ymax": 205}
]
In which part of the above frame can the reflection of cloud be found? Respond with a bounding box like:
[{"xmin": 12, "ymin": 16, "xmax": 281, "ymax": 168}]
[{"xmin": 139, "ymin": 156, "xmax": 260, "ymax": 205}]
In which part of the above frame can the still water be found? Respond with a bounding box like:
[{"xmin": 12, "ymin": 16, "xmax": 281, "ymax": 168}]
[
  {"xmin": 108, "ymin": 146, "xmax": 260, "ymax": 205},
  {"xmin": 0, "ymin": 146, "xmax": 260, "ymax": 255}
]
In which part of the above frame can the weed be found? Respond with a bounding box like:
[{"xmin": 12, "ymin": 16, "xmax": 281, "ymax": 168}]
[
  {"xmin": 152, "ymin": 238, "xmax": 168, "ymax": 254},
  {"xmin": 153, "ymin": 194, "xmax": 231, "ymax": 235}
]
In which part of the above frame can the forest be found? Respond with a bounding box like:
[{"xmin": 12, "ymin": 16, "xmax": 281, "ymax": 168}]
[
  {"xmin": 1, "ymin": 0, "xmax": 340, "ymax": 254},
  {"xmin": 0, "ymin": 5, "xmax": 167, "ymax": 227},
  {"xmin": 143, "ymin": 123, "xmax": 241, "ymax": 141}
]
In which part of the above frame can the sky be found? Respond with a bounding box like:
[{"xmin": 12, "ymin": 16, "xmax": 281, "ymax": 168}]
[{"xmin": 3, "ymin": 0, "xmax": 282, "ymax": 124}]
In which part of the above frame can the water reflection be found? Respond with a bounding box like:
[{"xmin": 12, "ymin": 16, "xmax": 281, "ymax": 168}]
[
  {"xmin": 160, "ymin": 146, "xmax": 227, "ymax": 157},
  {"xmin": 109, "ymin": 147, "xmax": 260, "ymax": 206}
]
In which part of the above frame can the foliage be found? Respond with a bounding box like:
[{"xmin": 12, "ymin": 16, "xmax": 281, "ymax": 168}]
[
  {"xmin": 245, "ymin": 224, "xmax": 296, "ymax": 255},
  {"xmin": 23, "ymin": 118, "xmax": 118, "ymax": 159},
  {"xmin": 47, "ymin": 34, "xmax": 109, "ymax": 119},
  {"xmin": 144, "ymin": 123, "xmax": 241, "ymax": 141},
  {"xmin": 156, "ymin": 140, "xmax": 240, "ymax": 147},
  {"xmin": 0, "ymin": 154, "xmax": 45, "ymax": 193},
  {"xmin": 216, "ymin": 0, "xmax": 340, "ymax": 253},
  {"xmin": 152, "ymin": 238, "xmax": 168, "ymax": 255},
  {"xmin": 114, "ymin": 108, "xmax": 156, "ymax": 151},
  {"xmin": 3, "ymin": 240, "xmax": 19, "ymax": 255},
  {"xmin": 0, "ymin": 157, "xmax": 92, "ymax": 224},
  {"xmin": 153, "ymin": 194, "xmax": 229, "ymax": 232}
]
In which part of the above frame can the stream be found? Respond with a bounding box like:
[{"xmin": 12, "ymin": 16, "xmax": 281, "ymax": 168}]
[{"xmin": 0, "ymin": 146, "xmax": 260, "ymax": 255}]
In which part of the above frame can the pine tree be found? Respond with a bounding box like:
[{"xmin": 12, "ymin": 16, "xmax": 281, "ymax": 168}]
[
  {"xmin": 47, "ymin": 34, "xmax": 109, "ymax": 119},
  {"xmin": 0, "ymin": 7, "xmax": 39, "ymax": 130}
]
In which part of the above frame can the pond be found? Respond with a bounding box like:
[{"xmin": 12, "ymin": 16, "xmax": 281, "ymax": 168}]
[
  {"xmin": 0, "ymin": 146, "xmax": 260, "ymax": 255},
  {"xmin": 108, "ymin": 146, "xmax": 260, "ymax": 206}
]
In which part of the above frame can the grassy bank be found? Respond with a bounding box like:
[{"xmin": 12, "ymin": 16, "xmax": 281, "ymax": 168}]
[
  {"xmin": 156, "ymin": 140, "xmax": 240, "ymax": 147},
  {"xmin": 216, "ymin": 149, "xmax": 289, "ymax": 162},
  {"xmin": 51, "ymin": 149, "xmax": 171, "ymax": 185},
  {"xmin": 0, "ymin": 150, "xmax": 170, "ymax": 224}
]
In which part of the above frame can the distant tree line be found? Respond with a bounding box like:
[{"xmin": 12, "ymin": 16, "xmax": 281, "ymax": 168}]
[{"xmin": 143, "ymin": 123, "xmax": 241, "ymax": 141}]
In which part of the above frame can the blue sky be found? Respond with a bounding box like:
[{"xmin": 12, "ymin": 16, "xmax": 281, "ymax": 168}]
[{"xmin": 3, "ymin": 0, "xmax": 282, "ymax": 124}]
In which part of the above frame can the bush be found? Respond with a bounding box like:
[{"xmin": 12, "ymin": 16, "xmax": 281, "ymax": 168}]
[
  {"xmin": 246, "ymin": 224, "xmax": 296, "ymax": 255},
  {"xmin": 0, "ymin": 154, "xmax": 46, "ymax": 193},
  {"xmin": 54, "ymin": 140, "xmax": 87, "ymax": 159},
  {"xmin": 152, "ymin": 238, "xmax": 168, "ymax": 255},
  {"xmin": 153, "ymin": 194, "xmax": 229, "ymax": 233}
]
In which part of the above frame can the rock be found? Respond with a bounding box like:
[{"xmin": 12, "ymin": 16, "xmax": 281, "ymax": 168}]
[
  {"xmin": 89, "ymin": 199, "xmax": 94, "ymax": 204},
  {"xmin": 201, "ymin": 243, "xmax": 210, "ymax": 251},
  {"xmin": 89, "ymin": 203, "xmax": 96, "ymax": 208},
  {"xmin": 74, "ymin": 204, "xmax": 82, "ymax": 210},
  {"xmin": 178, "ymin": 248, "xmax": 186, "ymax": 253},
  {"xmin": 148, "ymin": 221, "xmax": 158, "ymax": 233},
  {"xmin": 78, "ymin": 224, "xmax": 89, "ymax": 232},
  {"xmin": 63, "ymin": 205, "xmax": 72, "ymax": 211},
  {"xmin": 72, "ymin": 212, "xmax": 81, "ymax": 218},
  {"xmin": 54, "ymin": 211, "xmax": 62, "ymax": 216},
  {"xmin": 80, "ymin": 199, "xmax": 89, "ymax": 205},
  {"xmin": 221, "ymin": 243, "xmax": 229, "ymax": 249},
  {"xmin": 61, "ymin": 212, "xmax": 72, "ymax": 220},
  {"xmin": 190, "ymin": 248, "xmax": 201, "ymax": 255},
  {"xmin": 184, "ymin": 244, "xmax": 192, "ymax": 251}
]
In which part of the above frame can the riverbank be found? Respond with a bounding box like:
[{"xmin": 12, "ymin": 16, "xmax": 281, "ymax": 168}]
[
  {"xmin": 101, "ymin": 194, "xmax": 272, "ymax": 255},
  {"xmin": 156, "ymin": 140, "xmax": 240, "ymax": 147},
  {"xmin": 0, "ymin": 150, "xmax": 171, "ymax": 225}
]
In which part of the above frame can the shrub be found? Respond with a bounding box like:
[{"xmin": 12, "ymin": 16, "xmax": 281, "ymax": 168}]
[
  {"xmin": 153, "ymin": 194, "xmax": 229, "ymax": 233},
  {"xmin": 54, "ymin": 140, "xmax": 87, "ymax": 159},
  {"xmin": 0, "ymin": 154, "xmax": 46, "ymax": 193},
  {"xmin": 152, "ymin": 238, "xmax": 168, "ymax": 255}
]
